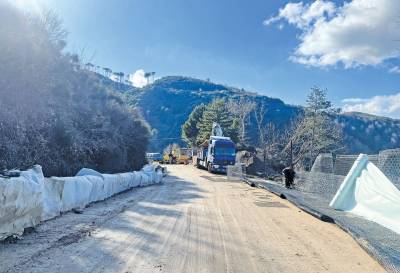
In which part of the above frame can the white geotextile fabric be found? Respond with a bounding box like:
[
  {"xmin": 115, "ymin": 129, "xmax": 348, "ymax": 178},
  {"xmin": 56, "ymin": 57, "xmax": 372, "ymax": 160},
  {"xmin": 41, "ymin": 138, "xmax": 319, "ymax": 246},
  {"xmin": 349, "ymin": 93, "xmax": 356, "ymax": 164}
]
[
  {"xmin": 41, "ymin": 178, "xmax": 64, "ymax": 221},
  {"xmin": 0, "ymin": 164, "xmax": 163, "ymax": 240},
  {"xmin": 59, "ymin": 176, "xmax": 93, "ymax": 212},
  {"xmin": 76, "ymin": 168, "xmax": 104, "ymax": 178},
  {"xmin": 0, "ymin": 165, "xmax": 44, "ymax": 240},
  {"xmin": 85, "ymin": 175, "xmax": 107, "ymax": 202},
  {"xmin": 330, "ymin": 154, "xmax": 400, "ymax": 234}
]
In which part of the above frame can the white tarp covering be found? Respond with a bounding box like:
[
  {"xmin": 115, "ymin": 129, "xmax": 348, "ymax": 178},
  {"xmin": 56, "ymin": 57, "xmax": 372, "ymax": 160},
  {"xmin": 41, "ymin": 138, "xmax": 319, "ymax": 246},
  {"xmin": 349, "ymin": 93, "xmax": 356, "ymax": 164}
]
[
  {"xmin": 0, "ymin": 164, "xmax": 164, "ymax": 240},
  {"xmin": 85, "ymin": 175, "xmax": 107, "ymax": 203},
  {"xmin": 41, "ymin": 178, "xmax": 64, "ymax": 221},
  {"xmin": 330, "ymin": 154, "xmax": 400, "ymax": 234},
  {"xmin": 0, "ymin": 165, "xmax": 44, "ymax": 240},
  {"xmin": 155, "ymin": 169, "xmax": 163, "ymax": 183},
  {"xmin": 57, "ymin": 176, "xmax": 93, "ymax": 212},
  {"xmin": 76, "ymin": 168, "xmax": 104, "ymax": 178}
]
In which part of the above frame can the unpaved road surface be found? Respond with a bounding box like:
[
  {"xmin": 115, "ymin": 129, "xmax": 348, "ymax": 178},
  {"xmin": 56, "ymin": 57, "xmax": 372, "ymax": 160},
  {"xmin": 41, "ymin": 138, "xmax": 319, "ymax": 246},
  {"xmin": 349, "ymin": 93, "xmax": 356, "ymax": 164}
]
[{"xmin": 1, "ymin": 165, "xmax": 385, "ymax": 273}]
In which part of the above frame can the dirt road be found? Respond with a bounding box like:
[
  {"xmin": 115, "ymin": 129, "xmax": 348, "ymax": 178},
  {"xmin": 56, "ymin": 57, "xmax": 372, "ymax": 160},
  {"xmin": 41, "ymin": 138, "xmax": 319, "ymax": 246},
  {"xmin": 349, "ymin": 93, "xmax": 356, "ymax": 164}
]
[{"xmin": 0, "ymin": 165, "xmax": 385, "ymax": 273}]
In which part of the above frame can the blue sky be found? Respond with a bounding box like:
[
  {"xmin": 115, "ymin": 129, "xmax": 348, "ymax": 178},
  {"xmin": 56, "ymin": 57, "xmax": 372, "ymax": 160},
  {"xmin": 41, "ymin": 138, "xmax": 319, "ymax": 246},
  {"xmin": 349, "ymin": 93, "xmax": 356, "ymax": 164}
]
[{"xmin": 13, "ymin": 0, "xmax": 400, "ymax": 118}]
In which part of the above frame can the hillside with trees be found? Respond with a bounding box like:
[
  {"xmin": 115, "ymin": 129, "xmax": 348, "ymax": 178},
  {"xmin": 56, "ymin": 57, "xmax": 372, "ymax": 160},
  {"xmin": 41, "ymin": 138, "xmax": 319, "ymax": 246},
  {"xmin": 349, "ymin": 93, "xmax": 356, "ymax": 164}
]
[
  {"xmin": 118, "ymin": 76, "xmax": 400, "ymax": 157},
  {"xmin": 180, "ymin": 87, "xmax": 343, "ymax": 171},
  {"xmin": 0, "ymin": 4, "xmax": 150, "ymax": 176},
  {"xmin": 120, "ymin": 76, "xmax": 301, "ymax": 151}
]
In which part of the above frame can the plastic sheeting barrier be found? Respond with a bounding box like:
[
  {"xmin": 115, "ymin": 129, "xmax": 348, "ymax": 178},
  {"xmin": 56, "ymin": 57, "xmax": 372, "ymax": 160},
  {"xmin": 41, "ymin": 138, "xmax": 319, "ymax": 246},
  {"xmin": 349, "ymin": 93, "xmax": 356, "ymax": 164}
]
[
  {"xmin": 58, "ymin": 176, "xmax": 93, "ymax": 212},
  {"xmin": 41, "ymin": 178, "xmax": 64, "ymax": 221},
  {"xmin": 83, "ymin": 175, "xmax": 105, "ymax": 203},
  {"xmin": 0, "ymin": 164, "xmax": 163, "ymax": 240},
  {"xmin": 0, "ymin": 165, "xmax": 44, "ymax": 240},
  {"xmin": 76, "ymin": 168, "xmax": 104, "ymax": 178},
  {"xmin": 330, "ymin": 154, "xmax": 400, "ymax": 234}
]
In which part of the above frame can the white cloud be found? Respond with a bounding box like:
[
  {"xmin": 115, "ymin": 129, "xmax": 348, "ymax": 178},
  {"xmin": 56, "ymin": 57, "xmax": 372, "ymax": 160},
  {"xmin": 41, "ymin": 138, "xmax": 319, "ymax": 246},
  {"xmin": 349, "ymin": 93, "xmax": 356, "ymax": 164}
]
[
  {"xmin": 129, "ymin": 69, "xmax": 148, "ymax": 88},
  {"xmin": 7, "ymin": 0, "xmax": 44, "ymax": 13},
  {"xmin": 342, "ymin": 98, "xmax": 368, "ymax": 104},
  {"xmin": 389, "ymin": 66, "xmax": 400, "ymax": 74},
  {"xmin": 264, "ymin": 1, "xmax": 335, "ymax": 29},
  {"xmin": 277, "ymin": 23, "xmax": 285, "ymax": 30},
  {"xmin": 265, "ymin": 0, "xmax": 400, "ymax": 68},
  {"xmin": 342, "ymin": 93, "xmax": 400, "ymax": 119}
]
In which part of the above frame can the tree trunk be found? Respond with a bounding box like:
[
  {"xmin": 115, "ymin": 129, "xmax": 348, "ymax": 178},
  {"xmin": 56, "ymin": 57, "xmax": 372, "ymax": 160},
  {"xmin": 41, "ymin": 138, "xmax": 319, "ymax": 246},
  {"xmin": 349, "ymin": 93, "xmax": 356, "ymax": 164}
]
[
  {"xmin": 241, "ymin": 116, "xmax": 246, "ymax": 143},
  {"xmin": 263, "ymin": 147, "xmax": 267, "ymax": 178},
  {"xmin": 310, "ymin": 110, "xmax": 316, "ymax": 170},
  {"xmin": 290, "ymin": 140, "xmax": 293, "ymax": 169}
]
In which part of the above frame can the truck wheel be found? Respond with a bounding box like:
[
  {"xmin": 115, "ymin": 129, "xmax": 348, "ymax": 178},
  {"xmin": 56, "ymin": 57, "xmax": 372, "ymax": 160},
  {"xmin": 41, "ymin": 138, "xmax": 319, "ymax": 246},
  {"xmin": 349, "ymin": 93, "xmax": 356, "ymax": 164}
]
[{"xmin": 207, "ymin": 164, "xmax": 213, "ymax": 173}]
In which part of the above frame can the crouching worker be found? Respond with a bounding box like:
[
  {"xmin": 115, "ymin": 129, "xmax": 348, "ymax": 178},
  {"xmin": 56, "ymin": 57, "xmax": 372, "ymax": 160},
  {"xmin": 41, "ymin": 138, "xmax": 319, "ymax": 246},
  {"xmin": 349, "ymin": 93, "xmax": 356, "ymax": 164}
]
[{"xmin": 282, "ymin": 166, "xmax": 296, "ymax": 189}]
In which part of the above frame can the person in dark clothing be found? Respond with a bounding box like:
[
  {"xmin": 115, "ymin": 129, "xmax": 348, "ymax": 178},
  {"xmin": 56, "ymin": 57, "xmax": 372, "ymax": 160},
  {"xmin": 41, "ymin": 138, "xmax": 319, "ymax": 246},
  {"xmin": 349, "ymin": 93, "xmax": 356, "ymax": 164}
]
[{"xmin": 282, "ymin": 167, "xmax": 296, "ymax": 189}]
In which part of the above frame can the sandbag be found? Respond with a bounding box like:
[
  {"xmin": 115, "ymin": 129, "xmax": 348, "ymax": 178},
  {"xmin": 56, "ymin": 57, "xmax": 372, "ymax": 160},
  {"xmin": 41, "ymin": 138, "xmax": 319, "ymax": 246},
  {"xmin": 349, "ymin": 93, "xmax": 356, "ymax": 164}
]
[
  {"xmin": 54, "ymin": 176, "xmax": 93, "ymax": 212},
  {"xmin": 118, "ymin": 172, "xmax": 140, "ymax": 189},
  {"xmin": 0, "ymin": 165, "xmax": 44, "ymax": 240},
  {"xmin": 133, "ymin": 171, "xmax": 142, "ymax": 187},
  {"xmin": 138, "ymin": 172, "xmax": 146, "ymax": 187},
  {"xmin": 142, "ymin": 164, "xmax": 156, "ymax": 185},
  {"xmin": 155, "ymin": 170, "xmax": 163, "ymax": 183},
  {"xmin": 0, "ymin": 164, "xmax": 164, "ymax": 241},
  {"xmin": 84, "ymin": 175, "xmax": 107, "ymax": 202},
  {"xmin": 129, "ymin": 172, "xmax": 141, "ymax": 188},
  {"xmin": 76, "ymin": 168, "xmax": 104, "ymax": 178},
  {"xmin": 142, "ymin": 164, "xmax": 155, "ymax": 173},
  {"xmin": 41, "ymin": 178, "xmax": 64, "ymax": 221},
  {"xmin": 102, "ymin": 172, "xmax": 140, "ymax": 196}
]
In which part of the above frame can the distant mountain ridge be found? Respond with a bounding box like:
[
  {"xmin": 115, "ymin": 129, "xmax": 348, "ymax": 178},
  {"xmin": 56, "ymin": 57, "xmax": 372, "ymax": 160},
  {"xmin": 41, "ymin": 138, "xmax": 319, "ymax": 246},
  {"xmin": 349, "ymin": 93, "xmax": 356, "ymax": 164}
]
[{"xmin": 98, "ymin": 74, "xmax": 400, "ymax": 154}]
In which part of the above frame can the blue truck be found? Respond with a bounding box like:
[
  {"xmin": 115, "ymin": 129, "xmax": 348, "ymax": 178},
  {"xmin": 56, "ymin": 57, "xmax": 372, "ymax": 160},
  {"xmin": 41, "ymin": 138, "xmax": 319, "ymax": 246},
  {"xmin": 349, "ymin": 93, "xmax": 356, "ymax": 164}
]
[
  {"xmin": 196, "ymin": 136, "xmax": 236, "ymax": 173},
  {"xmin": 146, "ymin": 152, "xmax": 163, "ymax": 162}
]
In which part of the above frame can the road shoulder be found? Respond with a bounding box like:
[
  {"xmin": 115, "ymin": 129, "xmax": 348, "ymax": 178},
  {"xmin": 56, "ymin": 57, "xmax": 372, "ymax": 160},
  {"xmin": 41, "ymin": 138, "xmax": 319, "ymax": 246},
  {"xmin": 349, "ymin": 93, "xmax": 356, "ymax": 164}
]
[{"xmin": 246, "ymin": 177, "xmax": 400, "ymax": 273}]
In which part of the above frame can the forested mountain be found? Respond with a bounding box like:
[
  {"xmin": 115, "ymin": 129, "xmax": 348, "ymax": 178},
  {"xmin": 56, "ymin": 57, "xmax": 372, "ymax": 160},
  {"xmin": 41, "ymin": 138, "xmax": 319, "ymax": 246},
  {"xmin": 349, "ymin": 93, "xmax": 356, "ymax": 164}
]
[
  {"xmin": 108, "ymin": 76, "xmax": 400, "ymax": 154},
  {"xmin": 113, "ymin": 76, "xmax": 298, "ymax": 151}
]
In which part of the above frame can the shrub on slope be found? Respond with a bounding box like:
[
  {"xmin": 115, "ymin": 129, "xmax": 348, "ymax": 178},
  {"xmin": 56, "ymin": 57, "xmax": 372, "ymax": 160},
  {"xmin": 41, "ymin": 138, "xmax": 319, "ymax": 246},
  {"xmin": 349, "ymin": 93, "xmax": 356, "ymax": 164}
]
[{"xmin": 0, "ymin": 4, "xmax": 150, "ymax": 176}]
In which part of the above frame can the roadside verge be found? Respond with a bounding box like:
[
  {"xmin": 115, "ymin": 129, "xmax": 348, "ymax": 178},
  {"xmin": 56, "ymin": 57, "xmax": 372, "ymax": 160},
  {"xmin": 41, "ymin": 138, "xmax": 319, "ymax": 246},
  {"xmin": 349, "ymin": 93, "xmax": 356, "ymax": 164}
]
[{"xmin": 244, "ymin": 177, "xmax": 400, "ymax": 273}]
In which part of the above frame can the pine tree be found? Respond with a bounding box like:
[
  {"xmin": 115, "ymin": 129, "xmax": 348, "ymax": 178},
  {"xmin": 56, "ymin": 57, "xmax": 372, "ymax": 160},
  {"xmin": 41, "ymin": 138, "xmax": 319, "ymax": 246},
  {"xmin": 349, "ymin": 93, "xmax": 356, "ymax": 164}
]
[
  {"xmin": 196, "ymin": 99, "xmax": 238, "ymax": 144},
  {"xmin": 287, "ymin": 87, "xmax": 343, "ymax": 169},
  {"xmin": 181, "ymin": 104, "xmax": 206, "ymax": 146}
]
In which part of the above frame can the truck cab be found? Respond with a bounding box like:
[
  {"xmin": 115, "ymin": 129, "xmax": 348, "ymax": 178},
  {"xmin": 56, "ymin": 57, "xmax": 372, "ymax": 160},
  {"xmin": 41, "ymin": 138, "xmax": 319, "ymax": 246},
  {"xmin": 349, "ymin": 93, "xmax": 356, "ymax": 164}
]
[
  {"xmin": 197, "ymin": 136, "xmax": 236, "ymax": 173},
  {"xmin": 207, "ymin": 137, "xmax": 236, "ymax": 173},
  {"xmin": 146, "ymin": 152, "xmax": 163, "ymax": 162}
]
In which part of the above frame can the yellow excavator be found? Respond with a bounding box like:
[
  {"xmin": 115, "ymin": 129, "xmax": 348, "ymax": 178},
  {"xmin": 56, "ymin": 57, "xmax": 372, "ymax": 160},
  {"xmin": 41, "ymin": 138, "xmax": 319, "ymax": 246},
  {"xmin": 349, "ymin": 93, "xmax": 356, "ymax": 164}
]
[{"xmin": 162, "ymin": 145, "xmax": 190, "ymax": 164}]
